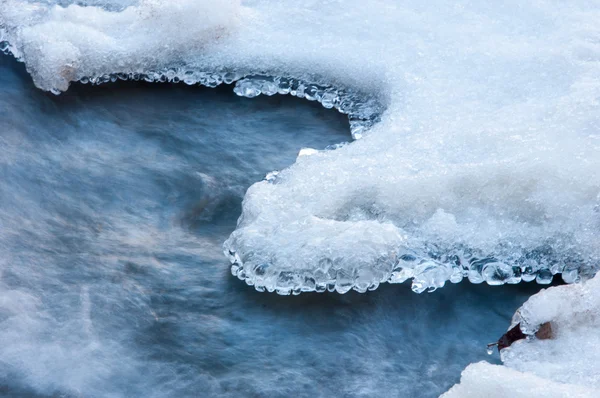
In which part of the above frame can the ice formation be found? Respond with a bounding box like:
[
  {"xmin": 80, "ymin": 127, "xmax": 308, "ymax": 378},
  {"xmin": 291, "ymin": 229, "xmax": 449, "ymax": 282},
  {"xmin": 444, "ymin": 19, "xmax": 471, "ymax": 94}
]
[
  {"xmin": 443, "ymin": 272, "xmax": 600, "ymax": 397},
  {"xmin": 0, "ymin": 0, "xmax": 241, "ymax": 92},
  {"xmin": 0, "ymin": 0, "xmax": 382, "ymax": 136},
  {"xmin": 441, "ymin": 362, "xmax": 596, "ymax": 398},
  {"xmin": 2, "ymin": 0, "xmax": 600, "ymax": 294}
]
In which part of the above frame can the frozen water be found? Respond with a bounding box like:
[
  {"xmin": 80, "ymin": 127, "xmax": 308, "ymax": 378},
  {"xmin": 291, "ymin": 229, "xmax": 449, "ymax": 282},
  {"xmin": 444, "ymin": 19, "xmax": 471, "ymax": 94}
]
[
  {"xmin": 503, "ymin": 272, "xmax": 600, "ymax": 388},
  {"xmin": 0, "ymin": 0, "xmax": 382, "ymax": 136},
  {"xmin": 1, "ymin": 1, "xmax": 599, "ymax": 295},
  {"xmin": 0, "ymin": 0, "xmax": 241, "ymax": 91},
  {"xmin": 232, "ymin": 76, "xmax": 382, "ymax": 139},
  {"xmin": 444, "ymin": 272, "xmax": 600, "ymax": 396},
  {"xmin": 441, "ymin": 362, "xmax": 596, "ymax": 398}
]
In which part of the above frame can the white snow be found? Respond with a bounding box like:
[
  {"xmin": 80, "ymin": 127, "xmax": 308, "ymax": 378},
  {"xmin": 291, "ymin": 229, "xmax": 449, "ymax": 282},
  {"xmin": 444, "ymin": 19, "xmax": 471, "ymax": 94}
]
[{"xmin": 441, "ymin": 362, "xmax": 596, "ymax": 398}]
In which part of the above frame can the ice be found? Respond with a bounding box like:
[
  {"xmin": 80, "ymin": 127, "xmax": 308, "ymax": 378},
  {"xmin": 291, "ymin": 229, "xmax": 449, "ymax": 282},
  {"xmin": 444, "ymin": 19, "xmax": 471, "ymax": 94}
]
[
  {"xmin": 2, "ymin": 0, "xmax": 600, "ymax": 293},
  {"xmin": 441, "ymin": 362, "xmax": 596, "ymax": 398},
  {"xmin": 443, "ymin": 272, "xmax": 600, "ymax": 396},
  {"xmin": 0, "ymin": 0, "xmax": 242, "ymax": 91},
  {"xmin": 232, "ymin": 76, "xmax": 382, "ymax": 139},
  {"xmin": 501, "ymin": 272, "xmax": 600, "ymax": 388}
]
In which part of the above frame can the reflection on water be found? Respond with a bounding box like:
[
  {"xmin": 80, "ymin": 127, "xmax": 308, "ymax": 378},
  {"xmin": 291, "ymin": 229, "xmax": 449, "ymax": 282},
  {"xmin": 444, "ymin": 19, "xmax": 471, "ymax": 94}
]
[{"xmin": 0, "ymin": 55, "xmax": 548, "ymax": 397}]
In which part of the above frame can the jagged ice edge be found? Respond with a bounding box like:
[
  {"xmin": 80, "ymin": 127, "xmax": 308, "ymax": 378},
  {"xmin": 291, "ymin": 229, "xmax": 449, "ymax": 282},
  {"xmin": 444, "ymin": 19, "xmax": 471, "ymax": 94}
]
[
  {"xmin": 226, "ymin": 238, "xmax": 595, "ymax": 295},
  {"xmin": 0, "ymin": 30, "xmax": 381, "ymax": 140}
]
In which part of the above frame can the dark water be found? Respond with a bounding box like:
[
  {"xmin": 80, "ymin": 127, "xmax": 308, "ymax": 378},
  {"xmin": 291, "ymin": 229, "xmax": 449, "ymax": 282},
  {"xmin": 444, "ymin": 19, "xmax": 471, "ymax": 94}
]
[{"xmin": 0, "ymin": 55, "xmax": 548, "ymax": 397}]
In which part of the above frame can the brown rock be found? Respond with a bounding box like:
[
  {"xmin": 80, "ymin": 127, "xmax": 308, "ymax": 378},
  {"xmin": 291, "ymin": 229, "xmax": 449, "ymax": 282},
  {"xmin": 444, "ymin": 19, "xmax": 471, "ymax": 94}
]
[{"xmin": 535, "ymin": 322, "xmax": 554, "ymax": 340}]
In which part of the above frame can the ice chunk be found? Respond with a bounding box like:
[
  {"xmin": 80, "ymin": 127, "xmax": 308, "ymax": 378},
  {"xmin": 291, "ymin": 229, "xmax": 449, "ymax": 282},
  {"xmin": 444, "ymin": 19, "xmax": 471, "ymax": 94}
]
[
  {"xmin": 501, "ymin": 273, "xmax": 600, "ymax": 388},
  {"xmin": 441, "ymin": 362, "xmax": 596, "ymax": 398},
  {"xmin": 221, "ymin": 0, "xmax": 600, "ymax": 294},
  {"xmin": 225, "ymin": 128, "xmax": 600, "ymax": 293},
  {"xmin": 443, "ymin": 273, "xmax": 600, "ymax": 396},
  {"xmin": 0, "ymin": 0, "xmax": 242, "ymax": 91}
]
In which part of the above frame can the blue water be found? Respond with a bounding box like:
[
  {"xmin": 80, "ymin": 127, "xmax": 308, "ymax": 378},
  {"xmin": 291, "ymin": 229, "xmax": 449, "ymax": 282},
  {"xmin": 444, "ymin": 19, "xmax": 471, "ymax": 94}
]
[{"xmin": 0, "ymin": 54, "xmax": 548, "ymax": 397}]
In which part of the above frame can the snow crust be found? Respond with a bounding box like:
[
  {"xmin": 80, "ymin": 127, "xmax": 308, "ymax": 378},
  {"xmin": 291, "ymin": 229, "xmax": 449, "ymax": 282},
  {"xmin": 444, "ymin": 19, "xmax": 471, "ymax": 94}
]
[
  {"xmin": 2, "ymin": 0, "xmax": 600, "ymax": 293},
  {"xmin": 443, "ymin": 273, "xmax": 600, "ymax": 397},
  {"xmin": 0, "ymin": 0, "xmax": 241, "ymax": 92},
  {"xmin": 441, "ymin": 362, "xmax": 596, "ymax": 398}
]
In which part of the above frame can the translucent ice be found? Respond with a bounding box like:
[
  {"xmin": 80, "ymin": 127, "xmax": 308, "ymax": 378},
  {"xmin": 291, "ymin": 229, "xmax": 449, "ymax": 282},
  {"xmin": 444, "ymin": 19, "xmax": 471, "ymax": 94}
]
[{"xmin": 2, "ymin": 0, "xmax": 600, "ymax": 293}]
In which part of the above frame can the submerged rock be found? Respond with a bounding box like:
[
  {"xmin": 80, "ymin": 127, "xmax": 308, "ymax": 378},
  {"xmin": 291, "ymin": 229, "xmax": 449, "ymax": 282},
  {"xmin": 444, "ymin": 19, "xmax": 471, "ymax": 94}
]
[{"xmin": 488, "ymin": 321, "xmax": 553, "ymax": 353}]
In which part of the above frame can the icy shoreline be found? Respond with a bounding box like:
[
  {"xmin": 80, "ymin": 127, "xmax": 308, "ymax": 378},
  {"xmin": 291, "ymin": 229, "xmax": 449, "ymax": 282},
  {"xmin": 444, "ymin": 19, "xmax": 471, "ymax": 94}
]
[
  {"xmin": 2, "ymin": 0, "xmax": 599, "ymax": 295},
  {"xmin": 443, "ymin": 273, "xmax": 600, "ymax": 397}
]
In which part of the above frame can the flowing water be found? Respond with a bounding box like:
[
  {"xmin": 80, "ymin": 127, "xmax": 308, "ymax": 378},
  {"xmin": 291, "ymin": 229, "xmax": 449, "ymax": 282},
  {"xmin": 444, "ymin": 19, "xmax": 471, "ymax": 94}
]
[{"xmin": 0, "ymin": 54, "xmax": 550, "ymax": 397}]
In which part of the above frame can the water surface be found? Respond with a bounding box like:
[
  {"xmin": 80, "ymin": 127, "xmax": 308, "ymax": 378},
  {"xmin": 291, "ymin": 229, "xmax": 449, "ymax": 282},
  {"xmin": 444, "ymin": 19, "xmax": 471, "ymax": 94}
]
[{"xmin": 0, "ymin": 55, "xmax": 547, "ymax": 397}]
